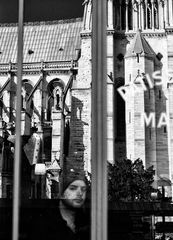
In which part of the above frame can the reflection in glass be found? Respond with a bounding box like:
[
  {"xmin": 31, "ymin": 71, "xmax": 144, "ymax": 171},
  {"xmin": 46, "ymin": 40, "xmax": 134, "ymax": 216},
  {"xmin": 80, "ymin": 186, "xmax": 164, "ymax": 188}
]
[{"xmin": 1, "ymin": 0, "xmax": 173, "ymax": 239}]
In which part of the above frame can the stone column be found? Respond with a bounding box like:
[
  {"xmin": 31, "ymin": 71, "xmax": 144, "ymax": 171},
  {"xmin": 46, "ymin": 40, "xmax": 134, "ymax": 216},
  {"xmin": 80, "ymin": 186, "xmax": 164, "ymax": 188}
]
[
  {"xmin": 125, "ymin": 0, "xmax": 129, "ymax": 32},
  {"xmin": 21, "ymin": 110, "xmax": 25, "ymax": 135},
  {"xmin": 51, "ymin": 110, "xmax": 62, "ymax": 163},
  {"xmin": 132, "ymin": 0, "xmax": 138, "ymax": 30},
  {"xmin": 107, "ymin": 30, "xmax": 114, "ymax": 163},
  {"xmin": 164, "ymin": 0, "xmax": 169, "ymax": 26},
  {"xmin": 83, "ymin": 0, "xmax": 92, "ymax": 31},
  {"xmin": 107, "ymin": 0, "xmax": 114, "ymax": 29},
  {"xmin": 168, "ymin": 0, "xmax": 173, "ymax": 26},
  {"xmin": 33, "ymin": 88, "xmax": 42, "ymax": 123},
  {"xmin": 2, "ymin": 90, "xmax": 10, "ymax": 124}
]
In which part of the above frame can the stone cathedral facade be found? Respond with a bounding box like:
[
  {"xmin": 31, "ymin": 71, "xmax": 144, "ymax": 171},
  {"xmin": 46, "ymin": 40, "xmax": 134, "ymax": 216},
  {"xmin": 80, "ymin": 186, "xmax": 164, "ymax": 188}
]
[{"xmin": 0, "ymin": 0, "xmax": 173, "ymax": 199}]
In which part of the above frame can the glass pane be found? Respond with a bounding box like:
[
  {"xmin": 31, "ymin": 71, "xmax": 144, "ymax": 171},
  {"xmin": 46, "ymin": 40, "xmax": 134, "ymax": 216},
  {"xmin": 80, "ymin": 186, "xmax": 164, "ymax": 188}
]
[
  {"xmin": 1, "ymin": 1, "xmax": 173, "ymax": 240},
  {"xmin": 0, "ymin": 1, "xmax": 92, "ymax": 240},
  {"xmin": 108, "ymin": 1, "xmax": 173, "ymax": 240}
]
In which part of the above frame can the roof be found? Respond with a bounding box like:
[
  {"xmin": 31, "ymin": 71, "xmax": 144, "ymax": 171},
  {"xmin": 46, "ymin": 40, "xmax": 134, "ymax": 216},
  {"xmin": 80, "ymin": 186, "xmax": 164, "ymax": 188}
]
[
  {"xmin": 0, "ymin": 18, "xmax": 83, "ymax": 64},
  {"xmin": 125, "ymin": 30, "xmax": 155, "ymax": 58}
]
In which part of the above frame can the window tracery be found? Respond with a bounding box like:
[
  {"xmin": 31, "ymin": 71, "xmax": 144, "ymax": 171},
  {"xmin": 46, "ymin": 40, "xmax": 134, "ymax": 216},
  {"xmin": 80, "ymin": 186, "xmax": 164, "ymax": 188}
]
[{"xmin": 114, "ymin": 0, "xmax": 162, "ymax": 31}]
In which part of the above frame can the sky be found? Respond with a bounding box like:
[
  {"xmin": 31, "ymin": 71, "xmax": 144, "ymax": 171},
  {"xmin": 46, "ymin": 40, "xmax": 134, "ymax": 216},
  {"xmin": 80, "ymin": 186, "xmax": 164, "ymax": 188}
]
[{"xmin": 0, "ymin": 0, "xmax": 84, "ymax": 23}]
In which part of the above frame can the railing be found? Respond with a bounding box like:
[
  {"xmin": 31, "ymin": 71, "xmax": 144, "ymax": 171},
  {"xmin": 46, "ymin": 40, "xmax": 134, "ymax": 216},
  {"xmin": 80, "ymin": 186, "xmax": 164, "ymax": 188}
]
[{"xmin": 0, "ymin": 61, "xmax": 78, "ymax": 75}]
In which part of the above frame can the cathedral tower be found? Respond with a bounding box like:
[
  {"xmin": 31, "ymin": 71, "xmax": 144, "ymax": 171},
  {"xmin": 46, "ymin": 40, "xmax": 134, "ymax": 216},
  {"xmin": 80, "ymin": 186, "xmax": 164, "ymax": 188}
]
[{"xmin": 113, "ymin": 0, "xmax": 173, "ymax": 195}]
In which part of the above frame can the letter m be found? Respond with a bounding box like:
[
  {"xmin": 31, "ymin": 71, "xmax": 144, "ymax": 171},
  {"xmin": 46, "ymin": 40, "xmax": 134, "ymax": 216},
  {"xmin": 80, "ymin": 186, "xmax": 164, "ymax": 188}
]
[{"xmin": 142, "ymin": 112, "xmax": 155, "ymax": 128}]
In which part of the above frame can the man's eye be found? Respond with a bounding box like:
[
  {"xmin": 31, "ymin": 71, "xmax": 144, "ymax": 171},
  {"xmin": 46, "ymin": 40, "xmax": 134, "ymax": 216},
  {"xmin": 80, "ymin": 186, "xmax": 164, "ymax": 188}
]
[
  {"xmin": 69, "ymin": 186, "xmax": 77, "ymax": 191},
  {"xmin": 81, "ymin": 187, "xmax": 87, "ymax": 192}
]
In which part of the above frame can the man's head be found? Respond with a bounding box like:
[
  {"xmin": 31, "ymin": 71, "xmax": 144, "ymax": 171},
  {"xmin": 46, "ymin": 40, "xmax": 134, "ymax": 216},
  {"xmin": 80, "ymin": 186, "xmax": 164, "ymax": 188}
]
[
  {"xmin": 62, "ymin": 179, "xmax": 87, "ymax": 209},
  {"xmin": 61, "ymin": 170, "xmax": 88, "ymax": 209}
]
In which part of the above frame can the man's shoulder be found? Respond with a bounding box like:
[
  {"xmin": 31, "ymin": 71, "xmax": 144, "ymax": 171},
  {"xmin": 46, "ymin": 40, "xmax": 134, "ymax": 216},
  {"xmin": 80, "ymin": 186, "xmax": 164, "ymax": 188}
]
[{"xmin": 23, "ymin": 204, "xmax": 74, "ymax": 240}]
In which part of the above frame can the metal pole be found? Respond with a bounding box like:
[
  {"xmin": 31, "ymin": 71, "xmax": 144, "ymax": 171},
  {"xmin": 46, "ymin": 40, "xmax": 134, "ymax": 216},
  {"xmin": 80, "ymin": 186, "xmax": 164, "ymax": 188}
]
[
  {"xmin": 162, "ymin": 186, "xmax": 165, "ymax": 240},
  {"xmin": 12, "ymin": 0, "xmax": 24, "ymax": 239},
  {"xmin": 91, "ymin": 0, "xmax": 107, "ymax": 240}
]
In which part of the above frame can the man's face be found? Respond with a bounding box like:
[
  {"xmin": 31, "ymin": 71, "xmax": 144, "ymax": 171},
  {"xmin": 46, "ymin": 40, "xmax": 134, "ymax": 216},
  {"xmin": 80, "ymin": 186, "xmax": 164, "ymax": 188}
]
[{"xmin": 62, "ymin": 180, "xmax": 87, "ymax": 209}]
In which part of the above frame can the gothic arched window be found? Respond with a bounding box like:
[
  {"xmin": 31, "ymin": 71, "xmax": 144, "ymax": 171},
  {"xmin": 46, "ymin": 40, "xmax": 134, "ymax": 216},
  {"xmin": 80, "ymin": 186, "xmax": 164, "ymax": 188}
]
[
  {"xmin": 143, "ymin": 1, "xmax": 147, "ymax": 29},
  {"xmin": 114, "ymin": 0, "xmax": 120, "ymax": 29},
  {"xmin": 121, "ymin": 0, "xmax": 126, "ymax": 30},
  {"xmin": 147, "ymin": 0, "xmax": 152, "ymax": 29},
  {"xmin": 154, "ymin": 0, "xmax": 159, "ymax": 29},
  {"xmin": 128, "ymin": 0, "xmax": 133, "ymax": 30}
]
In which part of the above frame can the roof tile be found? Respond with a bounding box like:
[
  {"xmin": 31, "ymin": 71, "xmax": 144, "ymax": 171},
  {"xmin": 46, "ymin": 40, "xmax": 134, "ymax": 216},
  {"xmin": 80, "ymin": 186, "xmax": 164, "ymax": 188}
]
[{"xmin": 0, "ymin": 18, "xmax": 83, "ymax": 64}]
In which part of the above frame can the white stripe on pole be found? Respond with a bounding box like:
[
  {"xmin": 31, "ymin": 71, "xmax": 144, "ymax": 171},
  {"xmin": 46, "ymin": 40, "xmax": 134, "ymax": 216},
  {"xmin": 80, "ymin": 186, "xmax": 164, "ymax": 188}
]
[
  {"xmin": 91, "ymin": 0, "xmax": 107, "ymax": 240},
  {"xmin": 12, "ymin": 0, "xmax": 24, "ymax": 240}
]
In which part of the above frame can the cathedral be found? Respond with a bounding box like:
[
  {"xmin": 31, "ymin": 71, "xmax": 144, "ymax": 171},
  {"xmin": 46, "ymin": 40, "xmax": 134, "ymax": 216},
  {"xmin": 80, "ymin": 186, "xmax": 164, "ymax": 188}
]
[{"xmin": 0, "ymin": 0, "xmax": 173, "ymax": 199}]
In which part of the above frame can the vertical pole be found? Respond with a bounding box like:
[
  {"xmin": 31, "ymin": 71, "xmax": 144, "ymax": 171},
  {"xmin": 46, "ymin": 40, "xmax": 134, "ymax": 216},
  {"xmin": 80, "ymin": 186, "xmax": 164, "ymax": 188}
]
[
  {"xmin": 91, "ymin": 0, "xmax": 107, "ymax": 240},
  {"xmin": 162, "ymin": 186, "xmax": 165, "ymax": 240},
  {"xmin": 12, "ymin": 0, "xmax": 24, "ymax": 240},
  {"xmin": 59, "ymin": 110, "xmax": 65, "ymax": 197},
  {"xmin": 151, "ymin": 215, "xmax": 155, "ymax": 240}
]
